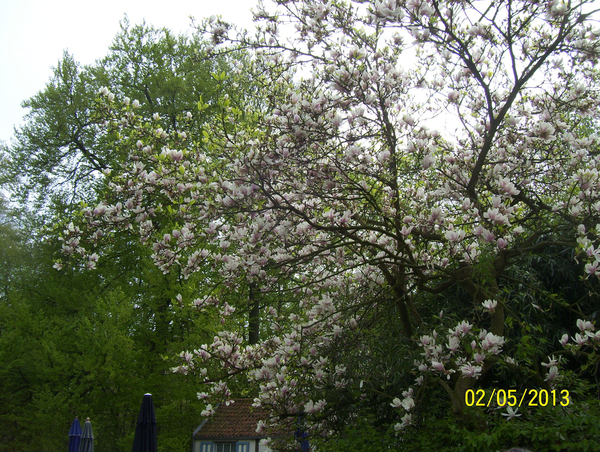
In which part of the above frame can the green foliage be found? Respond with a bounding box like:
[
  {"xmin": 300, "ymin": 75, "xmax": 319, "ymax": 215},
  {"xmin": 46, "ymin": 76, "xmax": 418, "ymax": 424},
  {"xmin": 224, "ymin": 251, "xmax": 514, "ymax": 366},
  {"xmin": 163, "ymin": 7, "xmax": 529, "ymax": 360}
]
[
  {"xmin": 0, "ymin": 20, "xmax": 249, "ymax": 451},
  {"xmin": 317, "ymin": 415, "xmax": 399, "ymax": 452},
  {"xmin": 447, "ymin": 402, "xmax": 600, "ymax": 452},
  {"xmin": 0, "ymin": 216, "xmax": 211, "ymax": 451},
  {"xmin": 1, "ymin": 19, "xmax": 248, "ymax": 211},
  {"xmin": 375, "ymin": 400, "xmax": 600, "ymax": 452}
]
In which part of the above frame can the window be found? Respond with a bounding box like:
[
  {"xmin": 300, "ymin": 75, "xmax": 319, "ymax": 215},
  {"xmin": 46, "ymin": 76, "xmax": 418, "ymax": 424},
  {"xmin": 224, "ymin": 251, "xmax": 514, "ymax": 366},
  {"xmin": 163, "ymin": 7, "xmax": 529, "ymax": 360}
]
[
  {"xmin": 199, "ymin": 440, "xmax": 249, "ymax": 452},
  {"xmin": 236, "ymin": 442, "xmax": 250, "ymax": 452},
  {"xmin": 214, "ymin": 442, "xmax": 236, "ymax": 452},
  {"xmin": 199, "ymin": 442, "xmax": 213, "ymax": 452}
]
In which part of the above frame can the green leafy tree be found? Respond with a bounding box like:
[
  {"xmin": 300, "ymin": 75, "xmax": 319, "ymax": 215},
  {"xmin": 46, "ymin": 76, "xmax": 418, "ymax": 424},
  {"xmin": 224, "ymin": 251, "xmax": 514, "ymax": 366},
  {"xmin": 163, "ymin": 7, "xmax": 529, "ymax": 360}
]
[
  {"xmin": 0, "ymin": 20, "xmax": 260, "ymax": 452},
  {"xmin": 1, "ymin": 19, "xmax": 247, "ymax": 211},
  {"xmin": 0, "ymin": 199, "xmax": 219, "ymax": 451}
]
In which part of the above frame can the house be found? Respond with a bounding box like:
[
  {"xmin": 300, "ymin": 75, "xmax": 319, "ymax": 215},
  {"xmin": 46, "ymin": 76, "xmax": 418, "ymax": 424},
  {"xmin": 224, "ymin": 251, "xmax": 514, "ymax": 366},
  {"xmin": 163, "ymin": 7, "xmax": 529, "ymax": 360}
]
[{"xmin": 192, "ymin": 399, "xmax": 271, "ymax": 452}]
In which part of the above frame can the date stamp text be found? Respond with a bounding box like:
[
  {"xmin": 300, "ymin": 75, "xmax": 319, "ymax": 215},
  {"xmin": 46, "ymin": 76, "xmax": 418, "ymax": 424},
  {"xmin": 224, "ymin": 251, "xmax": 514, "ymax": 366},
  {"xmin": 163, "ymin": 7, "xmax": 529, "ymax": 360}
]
[{"xmin": 465, "ymin": 389, "xmax": 570, "ymax": 408}]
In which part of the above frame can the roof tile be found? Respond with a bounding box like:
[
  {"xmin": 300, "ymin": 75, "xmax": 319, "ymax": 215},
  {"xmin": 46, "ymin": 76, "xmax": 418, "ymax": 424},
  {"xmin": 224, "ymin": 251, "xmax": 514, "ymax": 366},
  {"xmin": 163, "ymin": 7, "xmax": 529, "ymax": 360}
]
[{"xmin": 195, "ymin": 399, "xmax": 265, "ymax": 439}]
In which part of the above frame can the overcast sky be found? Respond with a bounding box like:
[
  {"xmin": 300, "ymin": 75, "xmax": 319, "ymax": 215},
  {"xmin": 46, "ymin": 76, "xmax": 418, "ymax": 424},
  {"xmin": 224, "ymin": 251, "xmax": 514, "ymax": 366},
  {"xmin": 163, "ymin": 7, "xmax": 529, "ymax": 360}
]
[{"xmin": 0, "ymin": 0, "xmax": 258, "ymax": 144}]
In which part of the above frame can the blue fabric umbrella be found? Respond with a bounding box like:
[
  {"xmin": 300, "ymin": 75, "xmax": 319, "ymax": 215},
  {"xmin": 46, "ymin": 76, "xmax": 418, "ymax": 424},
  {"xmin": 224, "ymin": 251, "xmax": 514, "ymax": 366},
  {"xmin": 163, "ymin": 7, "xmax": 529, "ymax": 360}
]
[
  {"xmin": 131, "ymin": 393, "xmax": 157, "ymax": 452},
  {"xmin": 295, "ymin": 416, "xmax": 309, "ymax": 452},
  {"xmin": 78, "ymin": 418, "xmax": 94, "ymax": 452},
  {"xmin": 68, "ymin": 418, "xmax": 82, "ymax": 452}
]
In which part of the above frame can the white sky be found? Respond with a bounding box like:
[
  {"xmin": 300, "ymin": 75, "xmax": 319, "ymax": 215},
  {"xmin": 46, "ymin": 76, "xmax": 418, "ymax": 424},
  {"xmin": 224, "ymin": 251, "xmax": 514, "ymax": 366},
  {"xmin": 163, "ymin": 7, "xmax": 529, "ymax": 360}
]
[{"xmin": 0, "ymin": 0, "xmax": 258, "ymax": 144}]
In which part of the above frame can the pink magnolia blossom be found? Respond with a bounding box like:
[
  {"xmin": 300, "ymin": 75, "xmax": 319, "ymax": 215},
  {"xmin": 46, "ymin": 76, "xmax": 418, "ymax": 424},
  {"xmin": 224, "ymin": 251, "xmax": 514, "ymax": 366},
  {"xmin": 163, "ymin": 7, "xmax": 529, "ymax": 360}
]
[{"xmin": 66, "ymin": 0, "xmax": 600, "ymax": 441}]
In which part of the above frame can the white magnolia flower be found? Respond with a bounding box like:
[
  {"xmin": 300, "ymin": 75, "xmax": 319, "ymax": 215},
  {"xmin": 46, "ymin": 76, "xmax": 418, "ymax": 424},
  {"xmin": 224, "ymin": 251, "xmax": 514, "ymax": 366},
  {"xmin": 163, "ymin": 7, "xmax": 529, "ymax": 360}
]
[
  {"xmin": 390, "ymin": 397, "xmax": 403, "ymax": 408},
  {"xmin": 574, "ymin": 333, "xmax": 588, "ymax": 346},
  {"xmin": 453, "ymin": 320, "xmax": 472, "ymax": 336},
  {"xmin": 447, "ymin": 336, "xmax": 460, "ymax": 353},
  {"xmin": 482, "ymin": 299, "xmax": 498, "ymax": 312},
  {"xmin": 577, "ymin": 319, "xmax": 594, "ymax": 332},
  {"xmin": 201, "ymin": 404, "xmax": 215, "ymax": 417},
  {"xmin": 501, "ymin": 406, "xmax": 521, "ymax": 420},
  {"xmin": 459, "ymin": 363, "xmax": 482, "ymax": 379},
  {"xmin": 402, "ymin": 396, "xmax": 415, "ymax": 411},
  {"xmin": 545, "ymin": 365, "xmax": 559, "ymax": 382},
  {"xmin": 401, "ymin": 413, "xmax": 412, "ymax": 427},
  {"xmin": 431, "ymin": 361, "xmax": 445, "ymax": 372},
  {"xmin": 542, "ymin": 355, "xmax": 559, "ymax": 368},
  {"xmin": 497, "ymin": 177, "xmax": 520, "ymax": 196},
  {"xmin": 480, "ymin": 332, "xmax": 505, "ymax": 354},
  {"xmin": 532, "ymin": 121, "xmax": 555, "ymax": 141}
]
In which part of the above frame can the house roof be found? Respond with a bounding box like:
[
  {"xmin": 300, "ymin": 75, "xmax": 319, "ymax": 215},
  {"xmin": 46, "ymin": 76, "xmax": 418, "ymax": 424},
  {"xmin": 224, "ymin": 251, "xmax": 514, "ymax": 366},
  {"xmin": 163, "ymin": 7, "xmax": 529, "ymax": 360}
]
[{"xmin": 194, "ymin": 399, "xmax": 267, "ymax": 440}]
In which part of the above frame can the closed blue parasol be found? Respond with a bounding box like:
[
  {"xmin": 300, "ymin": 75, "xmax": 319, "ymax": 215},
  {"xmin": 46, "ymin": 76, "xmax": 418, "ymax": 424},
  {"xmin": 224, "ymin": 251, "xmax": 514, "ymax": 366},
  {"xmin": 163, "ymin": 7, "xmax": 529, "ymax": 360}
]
[
  {"xmin": 78, "ymin": 418, "xmax": 94, "ymax": 452},
  {"xmin": 68, "ymin": 417, "xmax": 82, "ymax": 452},
  {"xmin": 295, "ymin": 416, "xmax": 309, "ymax": 452},
  {"xmin": 131, "ymin": 393, "xmax": 157, "ymax": 452}
]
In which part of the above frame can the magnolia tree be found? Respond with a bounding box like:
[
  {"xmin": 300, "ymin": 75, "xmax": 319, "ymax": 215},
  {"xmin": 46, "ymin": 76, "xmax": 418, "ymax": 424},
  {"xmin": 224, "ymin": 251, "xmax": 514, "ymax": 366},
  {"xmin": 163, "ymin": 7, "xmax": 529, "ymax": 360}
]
[{"xmin": 59, "ymin": 0, "xmax": 600, "ymax": 447}]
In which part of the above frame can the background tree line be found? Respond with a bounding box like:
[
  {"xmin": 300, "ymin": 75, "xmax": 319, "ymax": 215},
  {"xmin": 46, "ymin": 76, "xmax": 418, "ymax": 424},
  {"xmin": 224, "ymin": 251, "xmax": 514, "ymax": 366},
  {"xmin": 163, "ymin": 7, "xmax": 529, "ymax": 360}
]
[{"xmin": 0, "ymin": 20, "xmax": 257, "ymax": 452}]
